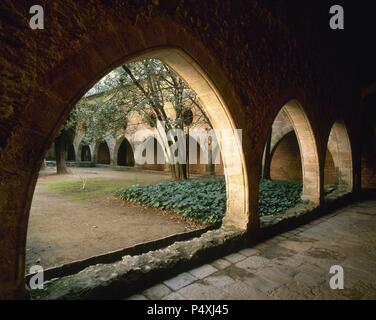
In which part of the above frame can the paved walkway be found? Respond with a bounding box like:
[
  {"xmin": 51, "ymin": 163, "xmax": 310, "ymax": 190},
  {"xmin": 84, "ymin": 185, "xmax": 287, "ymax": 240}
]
[{"xmin": 128, "ymin": 200, "xmax": 376, "ymax": 300}]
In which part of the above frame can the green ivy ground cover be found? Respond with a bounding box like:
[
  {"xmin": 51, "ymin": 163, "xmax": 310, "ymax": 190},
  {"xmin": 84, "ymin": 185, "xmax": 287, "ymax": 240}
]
[{"xmin": 116, "ymin": 178, "xmax": 302, "ymax": 224}]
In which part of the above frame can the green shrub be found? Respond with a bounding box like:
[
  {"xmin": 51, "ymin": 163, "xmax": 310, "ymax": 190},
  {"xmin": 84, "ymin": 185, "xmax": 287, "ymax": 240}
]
[
  {"xmin": 116, "ymin": 178, "xmax": 302, "ymax": 224},
  {"xmin": 116, "ymin": 178, "xmax": 226, "ymax": 224},
  {"xmin": 258, "ymin": 179, "xmax": 302, "ymax": 216}
]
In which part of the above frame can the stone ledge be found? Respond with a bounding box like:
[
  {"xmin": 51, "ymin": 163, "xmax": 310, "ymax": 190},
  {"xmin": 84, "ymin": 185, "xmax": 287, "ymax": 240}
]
[
  {"xmin": 32, "ymin": 227, "xmax": 245, "ymax": 300},
  {"xmin": 259, "ymin": 191, "xmax": 358, "ymax": 239},
  {"xmin": 260, "ymin": 202, "xmax": 317, "ymax": 228},
  {"xmin": 26, "ymin": 224, "xmax": 218, "ymax": 283}
]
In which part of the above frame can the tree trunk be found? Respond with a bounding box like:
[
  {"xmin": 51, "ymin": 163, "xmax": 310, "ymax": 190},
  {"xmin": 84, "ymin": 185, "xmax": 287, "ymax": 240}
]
[
  {"xmin": 179, "ymin": 163, "xmax": 188, "ymax": 180},
  {"xmin": 206, "ymin": 163, "xmax": 215, "ymax": 176},
  {"xmin": 169, "ymin": 164, "xmax": 177, "ymax": 179},
  {"xmin": 170, "ymin": 163, "xmax": 188, "ymax": 180},
  {"xmin": 55, "ymin": 135, "xmax": 69, "ymax": 174},
  {"xmin": 206, "ymin": 143, "xmax": 215, "ymax": 176}
]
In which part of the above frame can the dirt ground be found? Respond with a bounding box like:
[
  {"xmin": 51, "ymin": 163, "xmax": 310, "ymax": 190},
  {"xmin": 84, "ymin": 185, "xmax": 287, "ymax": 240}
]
[{"xmin": 26, "ymin": 166, "xmax": 201, "ymax": 272}]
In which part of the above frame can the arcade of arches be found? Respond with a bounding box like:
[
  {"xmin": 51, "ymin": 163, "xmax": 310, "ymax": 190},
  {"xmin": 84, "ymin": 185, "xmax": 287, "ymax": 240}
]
[
  {"xmin": 48, "ymin": 136, "xmax": 222, "ymax": 175},
  {"xmin": 0, "ymin": 1, "xmax": 375, "ymax": 299}
]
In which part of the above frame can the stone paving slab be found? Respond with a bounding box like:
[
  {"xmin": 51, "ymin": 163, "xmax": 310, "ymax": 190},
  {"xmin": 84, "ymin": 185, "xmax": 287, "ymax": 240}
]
[
  {"xmin": 223, "ymin": 253, "xmax": 247, "ymax": 263},
  {"xmin": 143, "ymin": 283, "xmax": 171, "ymax": 300},
  {"xmin": 188, "ymin": 264, "xmax": 218, "ymax": 279},
  {"xmin": 138, "ymin": 201, "xmax": 376, "ymax": 300},
  {"xmin": 178, "ymin": 281, "xmax": 228, "ymax": 300},
  {"xmin": 238, "ymin": 248, "xmax": 260, "ymax": 257},
  {"xmin": 211, "ymin": 258, "xmax": 231, "ymax": 270},
  {"xmin": 163, "ymin": 272, "xmax": 198, "ymax": 291},
  {"xmin": 162, "ymin": 292, "xmax": 186, "ymax": 300}
]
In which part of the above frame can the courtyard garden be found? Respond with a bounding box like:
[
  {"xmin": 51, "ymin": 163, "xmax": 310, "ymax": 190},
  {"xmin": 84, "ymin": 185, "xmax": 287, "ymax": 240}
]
[
  {"xmin": 26, "ymin": 167, "xmax": 198, "ymax": 270},
  {"xmin": 116, "ymin": 178, "xmax": 303, "ymax": 225}
]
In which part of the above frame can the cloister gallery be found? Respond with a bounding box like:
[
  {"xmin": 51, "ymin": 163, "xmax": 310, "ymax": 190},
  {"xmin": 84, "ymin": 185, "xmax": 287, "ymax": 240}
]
[{"xmin": 0, "ymin": 1, "xmax": 375, "ymax": 300}]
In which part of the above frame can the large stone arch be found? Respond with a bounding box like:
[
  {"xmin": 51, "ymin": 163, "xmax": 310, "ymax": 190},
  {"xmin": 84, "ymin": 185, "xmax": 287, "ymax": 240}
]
[{"xmin": 325, "ymin": 120, "xmax": 353, "ymax": 191}]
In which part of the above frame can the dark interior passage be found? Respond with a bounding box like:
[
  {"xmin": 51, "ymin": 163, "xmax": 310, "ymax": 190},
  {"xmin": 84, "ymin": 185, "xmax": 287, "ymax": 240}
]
[
  {"xmin": 117, "ymin": 139, "xmax": 135, "ymax": 167},
  {"xmin": 81, "ymin": 145, "xmax": 91, "ymax": 161},
  {"xmin": 97, "ymin": 142, "xmax": 111, "ymax": 164}
]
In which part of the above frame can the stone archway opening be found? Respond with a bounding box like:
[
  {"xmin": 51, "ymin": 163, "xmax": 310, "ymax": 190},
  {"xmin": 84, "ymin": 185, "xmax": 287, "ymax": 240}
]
[
  {"xmin": 124, "ymin": 50, "xmax": 248, "ymax": 229},
  {"xmin": 96, "ymin": 141, "xmax": 111, "ymax": 165},
  {"xmin": 324, "ymin": 120, "xmax": 353, "ymax": 199},
  {"xmin": 261, "ymin": 100, "xmax": 320, "ymax": 226},
  {"xmin": 117, "ymin": 138, "xmax": 135, "ymax": 167},
  {"xmin": 80, "ymin": 145, "xmax": 92, "ymax": 162},
  {"xmin": 21, "ymin": 49, "xmax": 248, "ymax": 295}
]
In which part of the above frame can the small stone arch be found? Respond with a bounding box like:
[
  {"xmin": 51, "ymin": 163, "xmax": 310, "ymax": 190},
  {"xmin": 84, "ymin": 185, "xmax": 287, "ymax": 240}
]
[
  {"xmin": 80, "ymin": 144, "xmax": 92, "ymax": 162},
  {"xmin": 116, "ymin": 137, "xmax": 135, "ymax": 167},
  {"xmin": 95, "ymin": 141, "xmax": 111, "ymax": 165},
  {"xmin": 268, "ymin": 100, "xmax": 320, "ymax": 203},
  {"xmin": 325, "ymin": 120, "xmax": 353, "ymax": 191}
]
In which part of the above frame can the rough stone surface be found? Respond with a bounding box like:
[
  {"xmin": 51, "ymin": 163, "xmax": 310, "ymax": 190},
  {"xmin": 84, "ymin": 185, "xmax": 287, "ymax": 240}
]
[
  {"xmin": 260, "ymin": 202, "xmax": 318, "ymax": 228},
  {"xmin": 34, "ymin": 227, "xmax": 244, "ymax": 299}
]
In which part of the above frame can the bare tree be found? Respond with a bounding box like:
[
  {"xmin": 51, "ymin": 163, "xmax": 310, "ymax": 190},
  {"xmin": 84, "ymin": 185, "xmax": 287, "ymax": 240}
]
[{"xmin": 73, "ymin": 59, "xmax": 212, "ymax": 180}]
